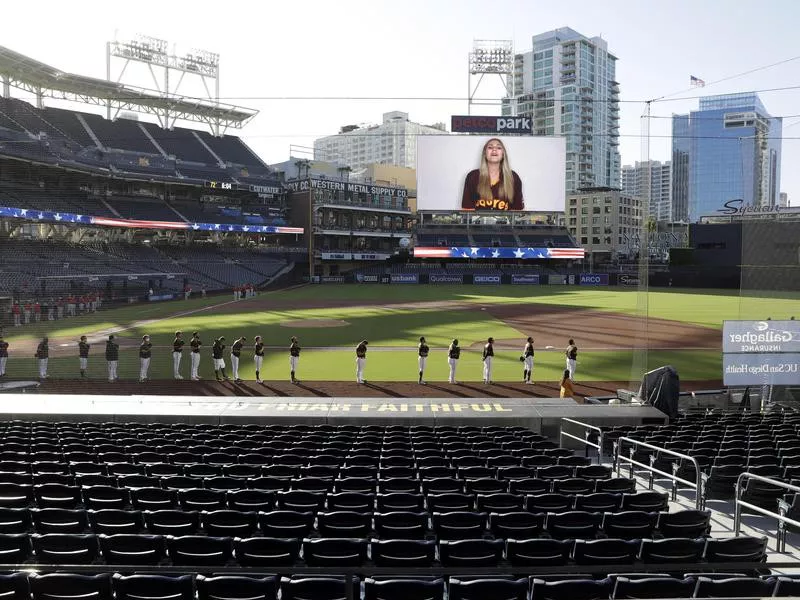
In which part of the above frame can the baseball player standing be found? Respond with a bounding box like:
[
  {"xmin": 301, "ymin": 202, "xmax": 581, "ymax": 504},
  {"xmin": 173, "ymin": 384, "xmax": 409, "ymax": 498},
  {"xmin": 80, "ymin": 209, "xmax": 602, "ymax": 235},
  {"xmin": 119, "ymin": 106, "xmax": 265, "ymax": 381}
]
[
  {"xmin": 417, "ymin": 336, "xmax": 429, "ymax": 385},
  {"xmin": 0, "ymin": 335, "xmax": 9, "ymax": 377},
  {"xmin": 78, "ymin": 335, "xmax": 90, "ymax": 378},
  {"xmin": 254, "ymin": 336, "xmax": 265, "ymax": 383},
  {"xmin": 355, "ymin": 340, "xmax": 368, "ymax": 384},
  {"xmin": 212, "ymin": 337, "xmax": 228, "ymax": 381},
  {"xmin": 35, "ymin": 336, "xmax": 49, "ymax": 379},
  {"xmin": 189, "ymin": 332, "xmax": 202, "ymax": 380},
  {"xmin": 139, "ymin": 335, "xmax": 152, "ymax": 382},
  {"xmin": 289, "ymin": 336, "xmax": 301, "ymax": 384},
  {"xmin": 231, "ymin": 336, "xmax": 246, "ymax": 382},
  {"xmin": 447, "ymin": 339, "xmax": 460, "ymax": 384},
  {"xmin": 105, "ymin": 335, "xmax": 119, "ymax": 382},
  {"xmin": 523, "ymin": 336, "xmax": 535, "ymax": 384},
  {"xmin": 172, "ymin": 331, "xmax": 185, "ymax": 380},
  {"xmin": 482, "ymin": 337, "xmax": 495, "ymax": 384},
  {"xmin": 565, "ymin": 338, "xmax": 578, "ymax": 380}
]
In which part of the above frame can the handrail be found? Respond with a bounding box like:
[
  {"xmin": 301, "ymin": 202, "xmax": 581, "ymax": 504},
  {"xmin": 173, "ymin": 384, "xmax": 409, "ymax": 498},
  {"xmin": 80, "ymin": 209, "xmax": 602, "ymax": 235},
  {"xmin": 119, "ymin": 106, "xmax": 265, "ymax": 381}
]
[
  {"xmin": 559, "ymin": 418, "xmax": 603, "ymax": 464},
  {"xmin": 734, "ymin": 471, "xmax": 800, "ymax": 552},
  {"xmin": 615, "ymin": 436, "xmax": 703, "ymax": 510}
]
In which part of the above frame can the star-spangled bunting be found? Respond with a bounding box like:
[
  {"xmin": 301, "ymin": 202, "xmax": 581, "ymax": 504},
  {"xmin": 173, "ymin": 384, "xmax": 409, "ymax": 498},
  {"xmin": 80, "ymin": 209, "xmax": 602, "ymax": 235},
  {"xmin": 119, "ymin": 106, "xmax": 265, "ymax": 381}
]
[
  {"xmin": 0, "ymin": 206, "xmax": 304, "ymax": 235},
  {"xmin": 414, "ymin": 246, "xmax": 585, "ymax": 260}
]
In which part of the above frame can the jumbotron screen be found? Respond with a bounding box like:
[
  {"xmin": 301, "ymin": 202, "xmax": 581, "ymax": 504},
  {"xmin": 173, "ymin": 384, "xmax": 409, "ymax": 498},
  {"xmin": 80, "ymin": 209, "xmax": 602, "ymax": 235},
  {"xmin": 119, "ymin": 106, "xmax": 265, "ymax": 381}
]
[{"xmin": 416, "ymin": 135, "xmax": 566, "ymax": 212}]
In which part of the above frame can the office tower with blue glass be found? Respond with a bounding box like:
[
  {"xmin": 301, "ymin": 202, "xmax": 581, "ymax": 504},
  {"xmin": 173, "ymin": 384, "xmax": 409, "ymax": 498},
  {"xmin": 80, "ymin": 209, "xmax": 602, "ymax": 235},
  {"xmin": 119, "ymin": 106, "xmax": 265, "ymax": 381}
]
[
  {"xmin": 671, "ymin": 93, "xmax": 782, "ymax": 222},
  {"xmin": 503, "ymin": 27, "xmax": 621, "ymax": 191}
]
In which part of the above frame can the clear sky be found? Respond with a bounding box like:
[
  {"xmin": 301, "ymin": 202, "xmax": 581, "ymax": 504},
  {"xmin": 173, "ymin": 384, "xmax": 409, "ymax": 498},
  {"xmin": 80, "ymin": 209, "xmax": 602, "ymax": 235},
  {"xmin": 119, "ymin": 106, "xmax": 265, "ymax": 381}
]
[{"xmin": 2, "ymin": 0, "xmax": 799, "ymax": 204}]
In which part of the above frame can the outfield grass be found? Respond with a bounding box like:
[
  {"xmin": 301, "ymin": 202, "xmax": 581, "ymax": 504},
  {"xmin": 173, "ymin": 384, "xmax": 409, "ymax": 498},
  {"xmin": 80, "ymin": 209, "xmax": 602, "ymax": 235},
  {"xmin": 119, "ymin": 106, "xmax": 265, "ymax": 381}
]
[{"xmin": 1, "ymin": 285, "xmax": 793, "ymax": 382}]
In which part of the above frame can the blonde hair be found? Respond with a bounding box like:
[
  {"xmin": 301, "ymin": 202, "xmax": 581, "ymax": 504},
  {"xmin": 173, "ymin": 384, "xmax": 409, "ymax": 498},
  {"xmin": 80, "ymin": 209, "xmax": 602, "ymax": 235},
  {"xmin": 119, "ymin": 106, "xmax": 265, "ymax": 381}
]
[{"xmin": 477, "ymin": 138, "xmax": 514, "ymax": 202}]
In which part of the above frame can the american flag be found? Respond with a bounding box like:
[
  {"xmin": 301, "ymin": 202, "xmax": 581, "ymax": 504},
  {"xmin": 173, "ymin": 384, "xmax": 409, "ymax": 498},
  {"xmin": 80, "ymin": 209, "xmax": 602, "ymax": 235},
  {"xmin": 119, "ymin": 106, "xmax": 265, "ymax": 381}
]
[
  {"xmin": 0, "ymin": 205, "xmax": 303, "ymax": 234},
  {"xmin": 690, "ymin": 75, "xmax": 706, "ymax": 87},
  {"xmin": 413, "ymin": 246, "xmax": 585, "ymax": 260}
]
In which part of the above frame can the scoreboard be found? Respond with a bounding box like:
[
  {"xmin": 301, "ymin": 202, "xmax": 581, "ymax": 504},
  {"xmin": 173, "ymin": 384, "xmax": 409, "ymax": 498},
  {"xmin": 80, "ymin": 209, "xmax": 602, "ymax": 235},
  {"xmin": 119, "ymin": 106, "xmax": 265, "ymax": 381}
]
[{"xmin": 204, "ymin": 180, "xmax": 235, "ymax": 191}]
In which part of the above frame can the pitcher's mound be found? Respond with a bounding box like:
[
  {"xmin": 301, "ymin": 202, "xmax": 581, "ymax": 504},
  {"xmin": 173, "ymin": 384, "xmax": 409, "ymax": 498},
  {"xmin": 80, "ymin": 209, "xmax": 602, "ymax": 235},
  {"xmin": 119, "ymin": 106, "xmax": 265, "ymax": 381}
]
[{"xmin": 281, "ymin": 319, "xmax": 350, "ymax": 328}]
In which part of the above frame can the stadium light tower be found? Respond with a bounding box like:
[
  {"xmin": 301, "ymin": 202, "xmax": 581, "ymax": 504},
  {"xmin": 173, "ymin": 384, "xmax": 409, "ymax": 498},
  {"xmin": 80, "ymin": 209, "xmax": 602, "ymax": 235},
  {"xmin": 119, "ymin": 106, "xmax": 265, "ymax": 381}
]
[
  {"xmin": 106, "ymin": 34, "xmax": 223, "ymax": 134},
  {"xmin": 467, "ymin": 40, "xmax": 514, "ymax": 115}
]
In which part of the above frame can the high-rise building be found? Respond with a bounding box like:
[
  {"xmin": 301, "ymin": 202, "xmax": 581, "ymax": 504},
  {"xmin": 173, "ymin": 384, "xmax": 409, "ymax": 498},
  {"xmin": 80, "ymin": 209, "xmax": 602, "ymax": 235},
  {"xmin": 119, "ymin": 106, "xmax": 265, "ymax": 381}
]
[
  {"xmin": 621, "ymin": 160, "xmax": 673, "ymax": 221},
  {"xmin": 779, "ymin": 192, "xmax": 789, "ymax": 208},
  {"xmin": 313, "ymin": 111, "xmax": 446, "ymax": 170},
  {"xmin": 504, "ymin": 27, "xmax": 621, "ymax": 191},
  {"xmin": 671, "ymin": 92, "xmax": 782, "ymax": 222},
  {"xmin": 565, "ymin": 188, "xmax": 641, "ymax": 259}
]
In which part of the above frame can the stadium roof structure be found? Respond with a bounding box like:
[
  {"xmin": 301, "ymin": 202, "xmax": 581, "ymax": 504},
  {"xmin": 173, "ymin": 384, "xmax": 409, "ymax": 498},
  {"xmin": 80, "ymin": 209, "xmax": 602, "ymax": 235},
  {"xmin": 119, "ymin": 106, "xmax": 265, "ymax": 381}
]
[{"xmin": 0, "ymin": 46, "xmax": 257, "ymax": 130}]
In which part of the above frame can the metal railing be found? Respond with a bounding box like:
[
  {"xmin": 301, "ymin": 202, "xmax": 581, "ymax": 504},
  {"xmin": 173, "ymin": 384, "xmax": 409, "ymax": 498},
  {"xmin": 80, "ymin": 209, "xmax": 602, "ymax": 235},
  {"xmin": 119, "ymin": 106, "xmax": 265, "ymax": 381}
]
[
  {"xmin": 615, "ymin": 436, "xmax": 704, "ymax": 510},
  {"xmin": 734, "ymin": 472, "xmax": 800, "ymax": 552},
  {"xmin": 559, "ymin": 418, "xmax": 603, "ymax": 464}
]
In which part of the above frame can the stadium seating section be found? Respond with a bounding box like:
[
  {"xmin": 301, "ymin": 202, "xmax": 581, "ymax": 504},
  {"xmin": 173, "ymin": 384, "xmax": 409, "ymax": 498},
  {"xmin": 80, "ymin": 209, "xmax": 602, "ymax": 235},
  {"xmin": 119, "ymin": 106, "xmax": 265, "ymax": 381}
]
[
  {"xmin": 0, "ymin": 414, "xmax": 792, "ymax": 598},
  {"xmin": 0, "ymin": 97, "xmax": 272, "ymax": 184},
  {"xmin": 0, "ymin": 240, "xmax": 290, "ymax": 296},
  {"xmin": 598, "ymin": 411, "xmax": 800, "ymax": 506}
]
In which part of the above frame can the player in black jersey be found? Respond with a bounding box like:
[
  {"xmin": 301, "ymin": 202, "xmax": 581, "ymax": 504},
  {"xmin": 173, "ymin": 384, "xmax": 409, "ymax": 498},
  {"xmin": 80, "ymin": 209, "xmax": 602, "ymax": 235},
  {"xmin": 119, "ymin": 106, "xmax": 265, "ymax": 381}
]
[
  {"xmin": 172, "ymin": 331, "xmax": 185, "ymax": 380},
  {"xmin": 78, "ymin": 335, "xmax": 90, "ymax": 378},
  {"xmin": 212, "ymin": 337, "xmax": 228, "ymax": 381},
  {"xmin": 190, "ymin": 332, "xmax": 202, "ymax": 380},
  {"xmin": 139, "ymin": 335, "xmax": 152, "ymax": 382},
  {"xmin": 289, "ymin": 336, "xmax": 301, "ymax": 384},
  {"xmin": 522, "ymin": 336, "xmax": 535, "ymax": 384},
  {"xmin": 254, "ymin": 336, "xmax": 265, "ymax": 383},
  {"xmin": 417, "ymin": 336, "xmax": 429, "ymax": 384},
  {"xmin": 447, "ymin": 339, "xmax": 460, "ymax": 384}
]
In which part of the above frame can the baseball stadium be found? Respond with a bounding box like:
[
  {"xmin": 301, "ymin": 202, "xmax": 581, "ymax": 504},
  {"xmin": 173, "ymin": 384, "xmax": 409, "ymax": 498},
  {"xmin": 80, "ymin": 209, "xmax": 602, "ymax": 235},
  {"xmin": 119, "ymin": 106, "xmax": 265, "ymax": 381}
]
[{"xmin": 1, "ymin": 32, "xmax": 800, "ymax": 600}]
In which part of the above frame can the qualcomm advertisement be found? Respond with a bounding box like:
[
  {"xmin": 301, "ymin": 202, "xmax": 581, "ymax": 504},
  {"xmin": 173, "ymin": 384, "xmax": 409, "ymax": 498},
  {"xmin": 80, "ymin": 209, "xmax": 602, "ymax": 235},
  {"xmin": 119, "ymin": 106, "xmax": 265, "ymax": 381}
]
[
  {"xmin": 511, "ymin": 274, "xmax": 540, "ymax": 285},
  {"xmin": 391, "ymin": 273, "xmax": 419, "ymax": 284},
  {"xmin": 416, "ymin": 136, "xmax": 566, "ymax": 212},
  {"xmin": 580, "ymin": 273, "xmax": 609, "ymax": 286},
  {"xmin": 473, "ymin": 274, "xmax": 502, "ymax": 285},
  {"xmin": 429, "ymin": 273, "xmax": 464, "ymax": 284}
]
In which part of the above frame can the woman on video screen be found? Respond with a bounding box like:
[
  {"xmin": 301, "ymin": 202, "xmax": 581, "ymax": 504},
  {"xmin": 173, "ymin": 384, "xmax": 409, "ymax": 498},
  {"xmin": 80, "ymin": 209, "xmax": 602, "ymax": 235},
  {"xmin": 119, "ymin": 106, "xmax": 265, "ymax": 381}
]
[{"xmin": 461, "ymin": 137, "xmax": 524, "ymax": 211}]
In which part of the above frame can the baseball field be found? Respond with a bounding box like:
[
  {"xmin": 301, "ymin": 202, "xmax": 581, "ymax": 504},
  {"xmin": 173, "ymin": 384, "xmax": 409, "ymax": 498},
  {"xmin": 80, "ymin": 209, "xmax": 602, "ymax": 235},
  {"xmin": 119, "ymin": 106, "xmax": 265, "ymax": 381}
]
[{"xmin": 2, "ymin": 285, "xmax": 798, "ymax": 389}]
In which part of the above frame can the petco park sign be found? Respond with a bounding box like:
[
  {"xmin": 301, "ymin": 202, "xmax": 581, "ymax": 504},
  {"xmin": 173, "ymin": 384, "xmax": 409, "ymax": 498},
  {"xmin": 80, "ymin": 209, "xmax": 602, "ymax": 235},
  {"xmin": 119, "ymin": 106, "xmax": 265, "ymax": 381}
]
[
  {"xmin": 451, "ymin": 115, "xmax": 533, "ymax": 134},
  {"xmin": 723, "ymin": 321, "xmax": 800, "ymax": 353}
]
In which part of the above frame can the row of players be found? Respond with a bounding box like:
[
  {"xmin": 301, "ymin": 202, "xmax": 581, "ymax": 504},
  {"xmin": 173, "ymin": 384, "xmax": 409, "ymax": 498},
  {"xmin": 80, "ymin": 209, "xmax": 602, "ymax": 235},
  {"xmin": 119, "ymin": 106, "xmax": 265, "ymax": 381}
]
[{"xmin": 0, "ymin": 333, "xmax": 579, "ymax": 387}]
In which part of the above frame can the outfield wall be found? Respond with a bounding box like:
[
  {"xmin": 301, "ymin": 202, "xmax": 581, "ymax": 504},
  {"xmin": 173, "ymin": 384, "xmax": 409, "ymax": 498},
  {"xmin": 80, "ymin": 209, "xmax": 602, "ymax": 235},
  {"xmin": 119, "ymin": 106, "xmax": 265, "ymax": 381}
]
[{"xmin": 310, "ymin": 271, "xmax": 708, "ymax": 287}]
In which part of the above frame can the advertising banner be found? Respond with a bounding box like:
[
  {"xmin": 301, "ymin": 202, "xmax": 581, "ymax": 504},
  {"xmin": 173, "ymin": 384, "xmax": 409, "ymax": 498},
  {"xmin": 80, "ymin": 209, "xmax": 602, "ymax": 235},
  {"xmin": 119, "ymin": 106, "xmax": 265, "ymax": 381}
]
[
  {"xmin": 355, "ymin": 274, "xmax": 380, "ymax": 283},
  {"xmin": 723, "ymin": 353, "xmax": 800, "ymax": 386},
  {"xmin": 429, "ymin": 273, "xmax": 464, "ymax": 284},
  {"xmin": 473, "ymin": 274, "xmax": 502, "ymax": 284},
  {"xmin": 451, "ymin": 115, "xmax": 533, "ymax": 135},
  {"xmin": 416, "ymin": 136, "xmax": 566, "ymax": 212},
  {"xmin": 723, "ymin": 320, "xmax": 800, "ymax": 354},
  {"xmin": 352, "ymin": 253, "xmax": 391, "ymax": 261},
  {"xmin": 548, "ymin": 274, "xmax": 567, "ymax": 285},
  {"xmin": 320, "ymin": 276, "xmax": 345, "ymax": 283},
  {"xmin": 511, "ymin": 274, "xmax": 540, "ymax": 285},
  {"xmin": 148, "ymin": 293, "xmax": 175, "ymax": 302},
  {"xmin": 617, "ymin": 273, "xmax": 641, "ymax": 286},
  {"xmin": 321, "ymin": 252, "xmax": 352, "ymax": 260},
  {"xmin": 580, "ymin": 273, "xmax": 609, "ymax": 286},
  {"xmin": 391, "ymin": 273, "xmax": 419, "ymax": 284}
]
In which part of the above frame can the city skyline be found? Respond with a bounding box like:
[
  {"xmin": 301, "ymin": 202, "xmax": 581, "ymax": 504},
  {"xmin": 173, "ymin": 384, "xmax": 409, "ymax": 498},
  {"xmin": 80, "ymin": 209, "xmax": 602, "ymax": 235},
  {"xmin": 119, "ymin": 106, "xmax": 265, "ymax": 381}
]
[{"xmin": 1, "ymin": 0, "xmax": 798, "ymax": 204}]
